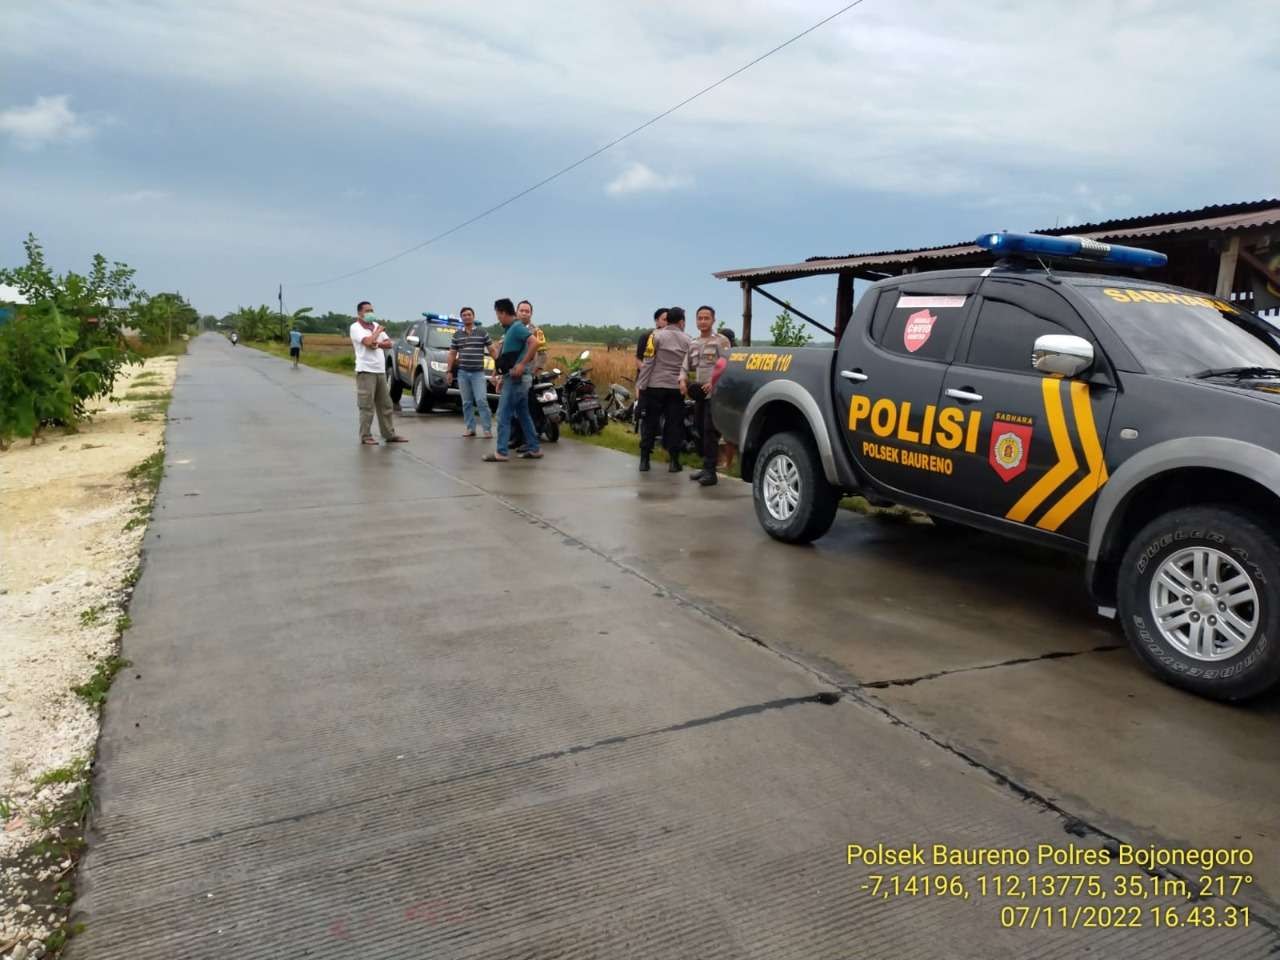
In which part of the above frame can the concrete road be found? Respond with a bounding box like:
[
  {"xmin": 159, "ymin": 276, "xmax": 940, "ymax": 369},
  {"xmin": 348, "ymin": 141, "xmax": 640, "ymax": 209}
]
[{"xmin": 70, "ymin": 336, "xmax": 1278, "ymax": 959}]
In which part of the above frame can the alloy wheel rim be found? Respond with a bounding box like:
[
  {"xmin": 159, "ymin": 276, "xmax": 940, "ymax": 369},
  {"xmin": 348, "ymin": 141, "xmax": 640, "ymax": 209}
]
[
  {"xmin": 1149, "ymin": 546, "xmax": 1259, "ymax": 661},
  {"xmin": 763, "ymin": 454, "xmax": 801, "ymax": 521}
]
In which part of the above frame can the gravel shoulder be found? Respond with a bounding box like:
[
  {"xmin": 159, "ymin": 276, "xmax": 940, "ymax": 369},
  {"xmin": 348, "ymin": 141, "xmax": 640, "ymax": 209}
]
[{"xmin": 0, "ymin": 355, "xmax": 178, "ymax": 955}]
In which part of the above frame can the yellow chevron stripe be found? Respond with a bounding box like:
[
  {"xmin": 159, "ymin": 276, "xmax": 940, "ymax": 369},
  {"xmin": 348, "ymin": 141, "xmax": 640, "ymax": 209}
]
[
  {"xmin": 1037, "ymin": 381, "xmax": 1108, "ymax": 532},
  {"xmin": 1005, "ymin": 378, "xmax": 1076, "ymax": 523}
]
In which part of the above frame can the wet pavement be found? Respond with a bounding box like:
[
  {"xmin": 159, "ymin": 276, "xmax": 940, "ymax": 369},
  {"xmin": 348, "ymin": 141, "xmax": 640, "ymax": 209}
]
[{"xmin": 69, "ymin": 336, "xmax": 1279, "ymax": 958}]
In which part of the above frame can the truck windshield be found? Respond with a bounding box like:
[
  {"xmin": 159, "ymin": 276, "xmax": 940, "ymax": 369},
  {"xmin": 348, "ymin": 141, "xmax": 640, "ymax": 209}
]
[
  {"xmin": 1081, "ymin": 286, "xmax": 1280, "ymax": 378},
  {"xmin": 425, "ymin": 326, "xmax": 459, "ymax": 349}
]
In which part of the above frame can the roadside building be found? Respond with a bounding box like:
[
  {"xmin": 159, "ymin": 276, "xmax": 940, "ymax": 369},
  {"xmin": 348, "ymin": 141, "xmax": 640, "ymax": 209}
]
[{"xmin": 716, "ymin": 199, "xmax": 1280, "ymax": 343}]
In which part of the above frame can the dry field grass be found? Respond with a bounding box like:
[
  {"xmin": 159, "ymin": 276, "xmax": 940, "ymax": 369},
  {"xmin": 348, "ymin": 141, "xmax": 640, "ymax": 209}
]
[{"xmin": 262, "ymin": 334, "xmax": 638, "ymax": 393}]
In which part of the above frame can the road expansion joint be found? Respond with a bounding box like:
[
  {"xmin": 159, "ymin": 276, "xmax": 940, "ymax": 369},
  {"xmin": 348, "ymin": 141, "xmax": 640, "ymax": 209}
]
[
  {"xmin": 862, "ymin": 643, "xmax": 1125, "ymax": 689},
  {"xmin": 105, "ymin": 693, "xmax": 838, "ymax": 866}
]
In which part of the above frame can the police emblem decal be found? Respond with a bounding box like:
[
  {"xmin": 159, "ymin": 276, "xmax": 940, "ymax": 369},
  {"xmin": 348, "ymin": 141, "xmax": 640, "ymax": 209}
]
[{"xmin": 989, "ymin": 419, "xmax": 1032, "ymax": 482}]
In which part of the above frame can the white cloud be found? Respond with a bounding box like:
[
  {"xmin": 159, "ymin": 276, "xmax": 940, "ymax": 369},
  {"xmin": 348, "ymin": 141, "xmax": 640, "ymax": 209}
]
[
  {"xmin": 0, "ymin": 94, "xmax": 92, "ymax": 148},
  {"xmin": 108, "ymin": 189, "xmax": 172, "ymax": 204},
  {"xmin": 11, "ymin": 0, "xmax": 1273, "ymax": 202},
  {"xmin": 605, "ymin": 162, "xmax": 691, "ymax": 196},
  {"xmin": 8, "ymin": 0, "xmax": 1277, "ymax": 203}
]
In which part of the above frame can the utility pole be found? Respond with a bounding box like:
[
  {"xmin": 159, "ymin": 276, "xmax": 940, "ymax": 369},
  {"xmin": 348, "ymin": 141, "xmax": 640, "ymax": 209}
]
[{"xmin": 278, "ymin": 284, "xmax": 285, "ymax": 342}]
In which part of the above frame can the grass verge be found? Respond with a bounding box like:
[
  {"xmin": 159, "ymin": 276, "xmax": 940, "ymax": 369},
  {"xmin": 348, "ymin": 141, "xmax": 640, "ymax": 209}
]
[
  {"xmin": 561, "ymin": 420, "xmax": 742, "ymax": 475},
  {"xmin": 124, "ymin": 448, "xmax": 165, "ymax": 531}
]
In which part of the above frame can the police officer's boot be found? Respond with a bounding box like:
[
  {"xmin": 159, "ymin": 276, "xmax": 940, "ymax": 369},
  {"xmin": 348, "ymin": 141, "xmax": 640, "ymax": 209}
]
[
  {"xmin": 639, "ymin": 450, "xmax": 651, "ymax": 472},
  {"xmin": 668, "ymin": 455, "xmax": 682, "ymax": 473}
]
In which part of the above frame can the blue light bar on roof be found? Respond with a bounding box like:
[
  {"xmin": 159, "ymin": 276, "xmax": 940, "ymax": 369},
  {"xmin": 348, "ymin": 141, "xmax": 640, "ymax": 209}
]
[
  {"xmin": 975, "ymin": 231, "xmax": 1167, "ymax": 269},
  {"xmin": 422, "ymin": 312, "xmax": 462, "ymax": 324}
]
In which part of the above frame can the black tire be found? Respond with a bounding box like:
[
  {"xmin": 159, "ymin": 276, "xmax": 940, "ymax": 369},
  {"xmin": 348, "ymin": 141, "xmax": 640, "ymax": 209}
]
[
  {"xmin": 1118, "ymin": 505, "xmax": 1280, "ymax": 701},
  {"xmin": 543, "ymin": 420, "xmax": 560, "ymax": 444},
  {"xmin": 387, "ymin": 368, "xmax": 403, "ymax": 405},
  {"xmin": 412, "ymin": 372, "xmax": 433, "ymax": 414},
  {"xmin": 752, "ymin": 431, "xmax": 839, "ymax": 544}
]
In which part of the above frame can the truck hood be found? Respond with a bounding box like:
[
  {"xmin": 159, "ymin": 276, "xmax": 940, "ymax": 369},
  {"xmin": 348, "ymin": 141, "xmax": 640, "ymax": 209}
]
[{"xmin": 1181, "ymin": 375, "xmax": 1280, "ymax": 406}]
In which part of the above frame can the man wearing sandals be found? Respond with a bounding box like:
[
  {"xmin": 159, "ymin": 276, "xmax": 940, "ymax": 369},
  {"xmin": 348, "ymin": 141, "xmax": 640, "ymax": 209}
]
[
  {"xmin": 485, "ymin": 298, "xmax": 541, "ymax": 462},
  {"xmin": 349, "ymin": 300, "xmax": 408, "ymax": 446}
]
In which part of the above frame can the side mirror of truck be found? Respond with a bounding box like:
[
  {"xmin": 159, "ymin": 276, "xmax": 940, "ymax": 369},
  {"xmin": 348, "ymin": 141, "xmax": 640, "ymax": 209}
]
[
  {"xmin": 406, "ymin": 334, "xmax": 420, "ymax": 346},
  {"xmin": 1032, "ymin": 334, "xmax": 1093, "ymax": 378}
]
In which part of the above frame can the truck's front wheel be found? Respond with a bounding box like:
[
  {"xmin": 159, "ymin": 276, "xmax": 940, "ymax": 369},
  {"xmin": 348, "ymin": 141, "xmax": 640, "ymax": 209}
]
[
  {"xmin": 412, "ymin": 372, "xmax": 433, "ymax": 414},
  {"xmin": 387, "ymin": 368, "xmax": 403, "ymax": 405},
  {"xmin": 753, "ymin": 431, "xmax": 839, "ymax": 544},
  {"xmin": 1118, "ymin": 506, "xmax": 1280, "ymax": 701}
]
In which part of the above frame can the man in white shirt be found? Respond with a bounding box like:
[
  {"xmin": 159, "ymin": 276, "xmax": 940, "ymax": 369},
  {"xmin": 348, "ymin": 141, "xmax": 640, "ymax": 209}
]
[{"xmin": 349, "ymin": 300, "xmax": 408, "ymax": 446}]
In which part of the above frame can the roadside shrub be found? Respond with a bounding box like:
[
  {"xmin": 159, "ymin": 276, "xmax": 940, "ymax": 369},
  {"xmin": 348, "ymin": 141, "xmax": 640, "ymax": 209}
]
[{"xmin": 0, "ymin": 234, "xmax": 139, "ymax": 446}]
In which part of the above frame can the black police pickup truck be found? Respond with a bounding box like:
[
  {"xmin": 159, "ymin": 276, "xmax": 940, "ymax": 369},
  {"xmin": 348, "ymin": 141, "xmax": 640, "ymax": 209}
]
[
  {"xmin": 386, "ymin": 313, "xmax": 496, "ymax": 413},
  {"xmin": 713, "ymin": 232, "xmax": 1280, "ymax": 700}
]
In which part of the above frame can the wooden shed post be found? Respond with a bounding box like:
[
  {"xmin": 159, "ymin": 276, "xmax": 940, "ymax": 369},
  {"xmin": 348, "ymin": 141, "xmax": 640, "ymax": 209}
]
[
  {"xmin": 741, "ymin": 281, "xmax": 753, "ymax": 346},
  {"xmin": 1216, "ymin": 236, "xmax": 1241, "ymax": 299},
  {"xmin": 834, "ymin": 271, "xmax": 854, "ymax": 342}
]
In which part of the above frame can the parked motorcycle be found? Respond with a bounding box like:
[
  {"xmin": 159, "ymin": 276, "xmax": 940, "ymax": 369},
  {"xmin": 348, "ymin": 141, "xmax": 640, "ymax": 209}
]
[
  {"xmin": 563, "ymin": 350, "xmax": 606, "ymax": 435},
  {"xmin": 604, "ymin": 377, "xmax": 636, "ymax": 426},
  {"xmin": 531, "ymin": 368, "xmax": 563, "ymax": 443},
  {"xmin": 511, "ymin": 368, "xmax": 563, "ymax": 447}
]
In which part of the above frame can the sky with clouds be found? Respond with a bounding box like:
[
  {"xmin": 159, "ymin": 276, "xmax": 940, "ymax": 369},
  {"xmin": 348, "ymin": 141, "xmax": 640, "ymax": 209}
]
[{"xmin": 2, "ymin": 0, "xmax": 1276, "ymax": 331}]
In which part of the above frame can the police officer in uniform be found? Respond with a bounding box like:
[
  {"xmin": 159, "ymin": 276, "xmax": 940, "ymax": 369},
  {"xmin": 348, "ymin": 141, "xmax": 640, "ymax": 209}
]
[
  {"xmin": 638, "ymin": 306, "xmax": 690, "ymax": 472},
  {"xmin": 680, "ymin": 306, "xmax": 730, "ymax": 486}
]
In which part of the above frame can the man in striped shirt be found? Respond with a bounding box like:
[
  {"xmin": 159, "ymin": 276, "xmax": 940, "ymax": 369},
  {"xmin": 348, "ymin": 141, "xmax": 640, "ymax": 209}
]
[{"xmin": 447, "ymin": 306, "xmax": 495, "ymax": 438}]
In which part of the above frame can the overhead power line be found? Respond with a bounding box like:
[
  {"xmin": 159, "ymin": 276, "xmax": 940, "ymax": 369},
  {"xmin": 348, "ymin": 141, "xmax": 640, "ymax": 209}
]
[{"xmin": 297, "ymin": 0, "xmax": 870, "ymax": 287}]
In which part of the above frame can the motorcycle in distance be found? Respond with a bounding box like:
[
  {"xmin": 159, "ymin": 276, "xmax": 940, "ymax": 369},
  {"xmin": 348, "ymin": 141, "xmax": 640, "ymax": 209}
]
[
  {"xmin": 509, "ymin": 367, "xmax": 564, "ymax": 448},
  {"xmin": 562, "ymin": 350, "xmax": 606, "ymax": 435},
  {"xmin": 604, "ymin": 376, "xmax": 637, "ymax": 428},
  {"xmin": 230, "ymin": 331, "xmax": 239, "ymax": 346}
]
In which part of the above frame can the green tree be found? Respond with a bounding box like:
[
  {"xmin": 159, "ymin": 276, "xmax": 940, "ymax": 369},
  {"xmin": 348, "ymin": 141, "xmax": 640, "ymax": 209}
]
[
  {"xmin": 0, "ymin": 234, "xmax": 142, "ymax": 444},
  {"xmin": 132, "ymin": 292, "xmax": 198, "ymax": 345},
  {"xmin": 287, "ymin": 306, "xmax": 313, "ymax": 332},
  {"xmin": 770, "ymin": 305, "xmax": 812, "ymax": 347},
  {"xmin": 230, "ymin": 305, "xmax": 277, "ymax": 341}
]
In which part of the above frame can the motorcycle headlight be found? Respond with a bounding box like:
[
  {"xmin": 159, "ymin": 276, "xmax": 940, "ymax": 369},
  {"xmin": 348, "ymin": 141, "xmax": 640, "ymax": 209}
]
[{"xmin": 429, "ymin": 361, "xmax": 449, "ymax": 373}]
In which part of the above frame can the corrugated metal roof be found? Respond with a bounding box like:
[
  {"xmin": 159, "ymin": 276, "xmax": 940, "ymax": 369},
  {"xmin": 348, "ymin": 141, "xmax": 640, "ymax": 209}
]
[{"xmin": 714, "ymin": 199, "xmax": 1280, "ymax": 283}]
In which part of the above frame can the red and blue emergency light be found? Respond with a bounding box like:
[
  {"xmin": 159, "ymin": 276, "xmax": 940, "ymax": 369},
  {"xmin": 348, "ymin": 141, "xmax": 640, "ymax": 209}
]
[{"xmin": 975, "ymin": 231, "xmax": 1167, "ymax": 269}]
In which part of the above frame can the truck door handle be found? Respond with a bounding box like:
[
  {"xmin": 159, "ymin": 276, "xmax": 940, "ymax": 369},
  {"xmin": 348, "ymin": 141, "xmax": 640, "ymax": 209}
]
[
  {"xmin": 945, "ymin": 387, "xmax": 984, "ymax": 403},
  {"xmin": 840, "ymin": 369, "xmax": 869, "ymax": 382}
]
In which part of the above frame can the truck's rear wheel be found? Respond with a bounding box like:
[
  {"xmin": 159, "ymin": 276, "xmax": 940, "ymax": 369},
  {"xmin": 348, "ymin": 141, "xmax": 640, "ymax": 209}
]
[
  {"xmin": 1118, "ymin": 505, "xmax": 1280, "ymax": 701},
  {"xmin": 753, "ymin": 431, "xmax": 838, "ymax": 544}
]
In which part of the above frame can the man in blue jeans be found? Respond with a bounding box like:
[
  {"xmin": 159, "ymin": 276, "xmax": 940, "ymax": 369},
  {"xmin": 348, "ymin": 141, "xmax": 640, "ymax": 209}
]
[
  {"xmin": 484, "ymin": 298, "xmax": 542, "ymax": 462},
  {"xmin": 447, "ymin": 306, "xmax": 494, "ymax": 438}
]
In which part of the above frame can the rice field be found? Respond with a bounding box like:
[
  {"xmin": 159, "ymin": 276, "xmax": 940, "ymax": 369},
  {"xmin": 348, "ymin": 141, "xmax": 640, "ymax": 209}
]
[{"xmin": 255, "ymin": 333, "xmax": 639, "ymax": 391}]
